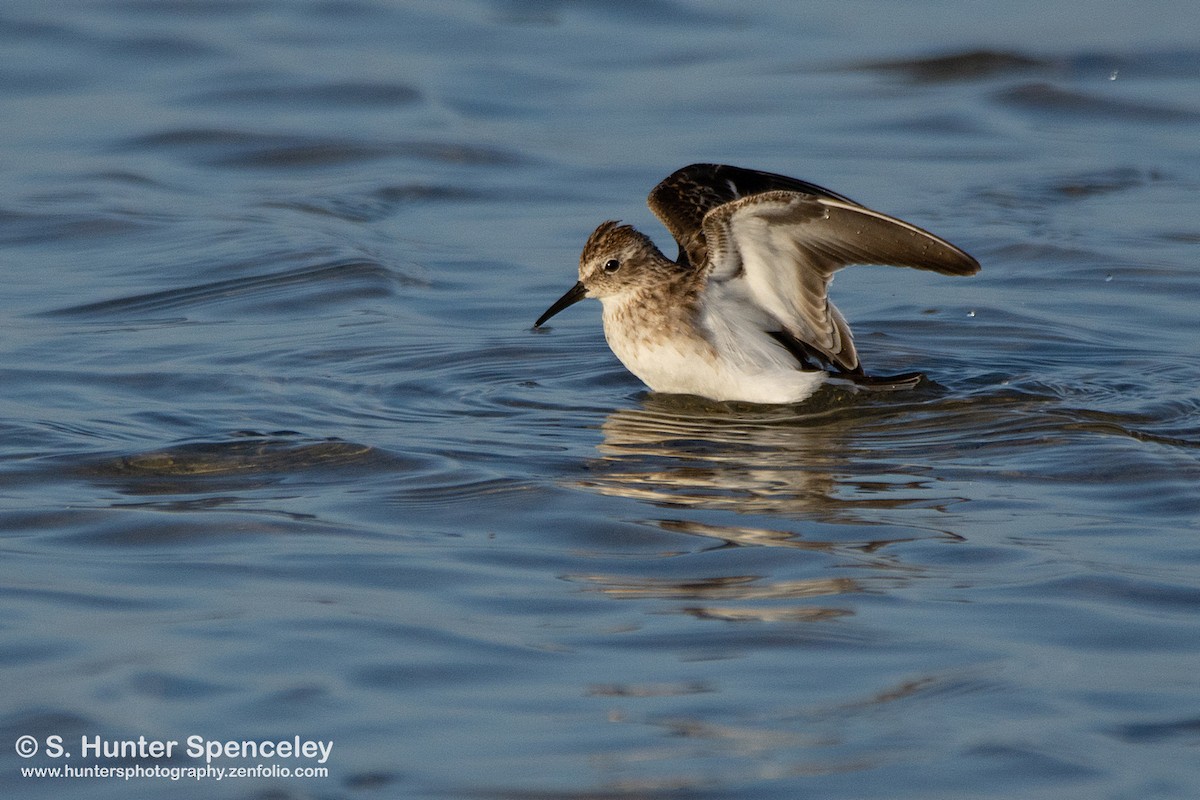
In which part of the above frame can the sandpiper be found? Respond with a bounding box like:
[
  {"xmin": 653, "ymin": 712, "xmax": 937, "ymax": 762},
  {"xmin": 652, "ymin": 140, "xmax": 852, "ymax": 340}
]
[{"xmin": 534, "ymin": 163, "xmax": 979, "ymax": 404}]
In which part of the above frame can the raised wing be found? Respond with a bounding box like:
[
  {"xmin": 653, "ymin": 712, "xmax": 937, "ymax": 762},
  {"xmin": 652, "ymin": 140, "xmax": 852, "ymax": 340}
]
[
  {"xmin": 648, "ymin": 164, "xmax": 860, "ymax": 269},
  {"xmin": 701, "ymin": 190, "xmax": 980, "ymax": 372}
]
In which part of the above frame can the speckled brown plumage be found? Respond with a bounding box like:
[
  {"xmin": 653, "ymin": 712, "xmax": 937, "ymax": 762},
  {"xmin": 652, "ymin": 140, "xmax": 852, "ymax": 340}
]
[{"xmin": 534, "ymin": 164, "xmax": 980, "ymax": 404}]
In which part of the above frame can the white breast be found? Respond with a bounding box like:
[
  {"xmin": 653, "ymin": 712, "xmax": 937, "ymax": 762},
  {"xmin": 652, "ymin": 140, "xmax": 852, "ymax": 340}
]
[{"xmin": 600, "ymin": 294, "xmax": 827, "ymax": 404}]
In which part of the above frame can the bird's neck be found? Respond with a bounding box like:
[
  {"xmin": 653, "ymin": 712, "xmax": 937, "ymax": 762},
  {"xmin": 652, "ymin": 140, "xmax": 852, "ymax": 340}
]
[{"xmin": 601, "ymin": 273, "xmax": 702, "ymax": 345}]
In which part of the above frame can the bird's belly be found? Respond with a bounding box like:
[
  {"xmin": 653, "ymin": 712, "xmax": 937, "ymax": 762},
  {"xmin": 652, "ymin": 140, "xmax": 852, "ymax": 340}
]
[{"xmin": 603, "ymin": 326, "xmax": 825, "ymax": 404}]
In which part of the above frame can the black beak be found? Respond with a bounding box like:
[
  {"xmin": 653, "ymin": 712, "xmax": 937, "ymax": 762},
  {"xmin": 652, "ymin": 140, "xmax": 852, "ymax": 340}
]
[{"xmin": 533, "ymin": 281, "xmax": 587, "ymax": 328}]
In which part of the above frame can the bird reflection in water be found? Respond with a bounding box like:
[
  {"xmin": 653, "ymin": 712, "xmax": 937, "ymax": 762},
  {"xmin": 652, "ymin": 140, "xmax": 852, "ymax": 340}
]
[
  {"xmin": 583, "ymin": 392, "xmax": 966, "ymax": 527},
  {"xmin": 565, "ymin": 392, "xmax": 965, "ymax": 627}
]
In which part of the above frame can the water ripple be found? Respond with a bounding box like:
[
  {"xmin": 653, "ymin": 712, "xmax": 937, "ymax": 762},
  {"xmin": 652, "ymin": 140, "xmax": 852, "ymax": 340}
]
[
  {"xmin": 121, "ymin": 128, "xmax": 528, "ymax": 169},
  {"xmin": 995, "ymin": 82, "xmax": 1200, "ymax": 122},
  {"xmin": 184, "ymin": 80, "xmax": 422, "ymax": 108},
  {"xmin": 850, "ymin": 49, "xmax": 1050, "ymax": 83},
  {"xmin": 851, "ymin": 46, "xmax": 1200, "ymax": 85},
  {"xmin": 89, "ymin": 436, "xmax": 378, "ymax": 479},
  {"xmin": 45, "ymin": 258, "xmax": 412, "ymax": 319}
]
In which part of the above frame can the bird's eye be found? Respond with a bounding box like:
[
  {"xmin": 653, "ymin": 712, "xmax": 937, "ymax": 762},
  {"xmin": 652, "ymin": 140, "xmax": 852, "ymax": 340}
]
[{"xmin": 603, "ymin": 258, "xmax": 620, "ymax": 273}]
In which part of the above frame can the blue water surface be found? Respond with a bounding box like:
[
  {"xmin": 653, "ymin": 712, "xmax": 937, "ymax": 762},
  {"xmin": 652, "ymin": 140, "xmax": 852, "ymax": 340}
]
[{"xmin": 1, "ymin": 1, "xmax": 1198, "ymax": 798}]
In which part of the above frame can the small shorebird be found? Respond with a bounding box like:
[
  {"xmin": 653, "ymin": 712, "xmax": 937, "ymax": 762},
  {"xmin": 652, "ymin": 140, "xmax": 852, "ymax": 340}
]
[{"xmin": 534, "ymin": 163, "xmax": 979, "ymax": 404}]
